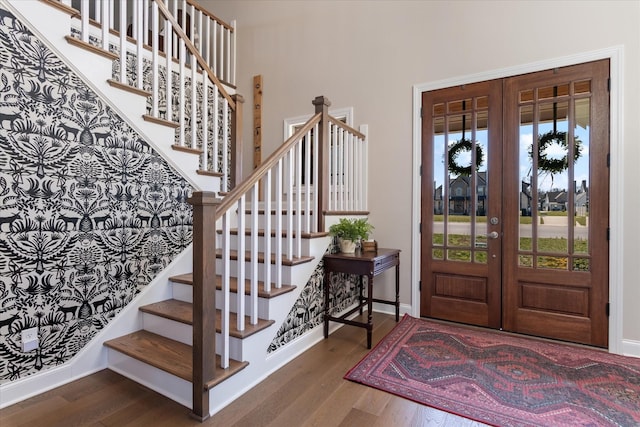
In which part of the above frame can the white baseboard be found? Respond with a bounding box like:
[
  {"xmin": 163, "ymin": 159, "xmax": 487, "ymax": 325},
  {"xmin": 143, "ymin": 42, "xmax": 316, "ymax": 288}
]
[
  {"xmin": 373, "ymin": 302, "xmax": 412, "ymax": 318},
  {"xmin": 621, "ymin": 339, "xmax": 640, "ymax": 358}
]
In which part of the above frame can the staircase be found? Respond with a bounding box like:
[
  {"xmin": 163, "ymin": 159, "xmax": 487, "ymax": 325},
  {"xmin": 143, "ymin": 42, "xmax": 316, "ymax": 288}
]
[{"xmin": 6, "ymin": 0, "xmax": 369, "ymax": 420}]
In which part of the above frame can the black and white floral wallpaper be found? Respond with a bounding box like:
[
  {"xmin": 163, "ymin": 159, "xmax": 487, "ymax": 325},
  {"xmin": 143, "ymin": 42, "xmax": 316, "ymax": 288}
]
[{"xmin": 0, "ymin": 8, "xmax": 193, "ymax": 383}]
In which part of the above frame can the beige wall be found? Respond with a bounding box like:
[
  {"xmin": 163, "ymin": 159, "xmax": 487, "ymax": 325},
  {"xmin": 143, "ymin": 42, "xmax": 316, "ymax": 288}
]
[{"xmin": 202, "ymin": 0, "xmax": 640, "ymax": 348}]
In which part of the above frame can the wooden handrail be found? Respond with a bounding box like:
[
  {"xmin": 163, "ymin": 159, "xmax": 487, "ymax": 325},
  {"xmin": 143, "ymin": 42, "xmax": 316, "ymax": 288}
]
[
  {"xmin": 185, "ymin": 0, "xmax": 234, "ymax": 31},
  {"xmin": 328, "ymin": 115, "xmax": 366, "ymax": 139},
  {"xmin": 154, "ymin": 0, "xmax": 235, "ymax": 108},
  {"xmin": 217, "ymin": 112, "xmax": 322, "ymax": 216}
]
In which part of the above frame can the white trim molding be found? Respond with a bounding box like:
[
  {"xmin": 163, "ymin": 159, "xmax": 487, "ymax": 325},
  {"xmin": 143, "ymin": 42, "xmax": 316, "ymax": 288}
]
[{"xmin": 411, "ymin": 46, "xmax": 624, "ymax": 354}]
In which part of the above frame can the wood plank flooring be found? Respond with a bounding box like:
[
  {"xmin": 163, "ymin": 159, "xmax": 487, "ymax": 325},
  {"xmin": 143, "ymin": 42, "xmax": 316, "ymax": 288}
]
[{"xmin": 0, "ymin": 313, "xmax": 482, "ymax": 427}]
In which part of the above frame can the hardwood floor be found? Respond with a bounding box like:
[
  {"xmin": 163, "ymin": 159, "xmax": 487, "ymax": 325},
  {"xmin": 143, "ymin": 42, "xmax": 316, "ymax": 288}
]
[{"xmin": 0, "ymin": 313, "xmax": 482, "ymax": 427}]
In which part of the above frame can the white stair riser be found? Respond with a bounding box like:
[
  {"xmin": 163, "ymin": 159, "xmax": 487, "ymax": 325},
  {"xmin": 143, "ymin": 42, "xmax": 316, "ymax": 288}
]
[
  {"xmin": 215, "ymin": 291, "xmax": 270, "ymax": 318},
  {"xmin": 242, "ymin": 214, "xmax": 319, "ymax": 232},
  {"xmin": 172, "ymin": 282, "xmax": 193, "ymax": 303},
  {"xmin": 107, "ymin": 348, "xmax": 192, "ymax": 409},
  {"xmin": 141, "ymin": 312, "xmax": 243, "ymax": 360},
  {"xmin": 170, "ymin": 282, "xmax": 275, "ymax": 319},
  {"xmin": 215, "ymin": 260, "xmax": 293, "ymax": 284},
  {"xmin": 219, "ymin": 234, "xmax": 312, "ymax": 256}
]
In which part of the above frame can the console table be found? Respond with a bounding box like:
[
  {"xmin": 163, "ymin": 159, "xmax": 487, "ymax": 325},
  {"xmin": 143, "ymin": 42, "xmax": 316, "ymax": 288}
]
[{"xmin": 323, "ymin": 248, "xmax": 400, "ymax": 348}]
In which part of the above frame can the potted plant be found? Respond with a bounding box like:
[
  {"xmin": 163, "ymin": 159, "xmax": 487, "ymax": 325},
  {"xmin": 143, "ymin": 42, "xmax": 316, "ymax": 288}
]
[{"xmin": 328, "ymin": 217, "xmax": 374, "ymax": 253}]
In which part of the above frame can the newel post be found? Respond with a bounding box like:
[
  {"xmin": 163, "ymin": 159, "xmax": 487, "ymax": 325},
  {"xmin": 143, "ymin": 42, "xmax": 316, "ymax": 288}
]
[
  {"xmin": 231, "ymin": 94, "xmax": 244, "ymax": 190},
  {"xmin": 313, "ymin": 95, "xmax": 331, "ymax": 232},
  {"xmin": 187, "ymin": 191, "xmax": 219, "ymax": 421}
]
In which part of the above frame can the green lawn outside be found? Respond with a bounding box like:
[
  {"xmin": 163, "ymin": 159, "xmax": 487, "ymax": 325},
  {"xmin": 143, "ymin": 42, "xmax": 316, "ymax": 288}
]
[{"xmin": 432, "ymin": 233, "xmax": 589, "ymax": 270}]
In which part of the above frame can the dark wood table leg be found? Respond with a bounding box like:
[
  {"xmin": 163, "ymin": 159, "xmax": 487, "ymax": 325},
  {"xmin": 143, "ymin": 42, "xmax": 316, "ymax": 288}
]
[
  {"xmin": 359, "ymin": 275, "xmax": 364, "ymax": 315},
  {"xmin": 366, "ymin": 273, "xmax": 373, "ymax": 349},
  {"xmin": 395, "ymin": 263, "xmax": 400, "ymax": 322},
  {"xmin": 324, "ymin": 270, "xmax": 330, "ymax": 339}
]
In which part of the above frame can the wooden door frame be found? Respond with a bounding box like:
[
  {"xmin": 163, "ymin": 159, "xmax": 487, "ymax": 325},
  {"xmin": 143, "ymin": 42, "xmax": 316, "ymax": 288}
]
[{"xmin": 410, "ymin": 46, "xmax": 624, "ymax": 354}]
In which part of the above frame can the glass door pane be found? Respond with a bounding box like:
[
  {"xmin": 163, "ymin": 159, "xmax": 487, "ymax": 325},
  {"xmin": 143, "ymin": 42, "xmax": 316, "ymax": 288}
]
[
  {"xmin": 431, "ymin": 96, "xmax": 489, "ymax": 264},
  {"xmin": 516, "ymin": 82, "xmax": 592, "ymax": 271}
]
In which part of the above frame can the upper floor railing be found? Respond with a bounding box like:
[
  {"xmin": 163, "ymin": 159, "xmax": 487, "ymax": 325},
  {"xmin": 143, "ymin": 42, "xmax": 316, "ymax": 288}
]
[
  {"xmin": 57, "ymin": 0, "xmax": 235, "ymax": 86},
  {"xmin": 50, "ymin": 0, "xmax": 241, "ymax": 191}
]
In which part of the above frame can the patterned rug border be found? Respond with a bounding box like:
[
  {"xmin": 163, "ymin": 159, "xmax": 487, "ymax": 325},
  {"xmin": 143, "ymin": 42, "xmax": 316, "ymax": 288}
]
[{"xmin": 344, "ymin": 315, "xmax": 640, "ymax": 427}]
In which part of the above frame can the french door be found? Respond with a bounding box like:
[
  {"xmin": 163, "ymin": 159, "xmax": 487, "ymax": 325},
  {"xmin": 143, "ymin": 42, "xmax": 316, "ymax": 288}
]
[{"xmin": 420, "ymin": 60, "xmax": 610, "ymax": 347}]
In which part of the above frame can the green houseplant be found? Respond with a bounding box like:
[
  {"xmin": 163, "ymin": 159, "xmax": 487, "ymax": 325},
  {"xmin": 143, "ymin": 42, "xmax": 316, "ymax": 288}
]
[{"xmin": 329, "ymin": 217, "xmax": 374, "ymax": 253}]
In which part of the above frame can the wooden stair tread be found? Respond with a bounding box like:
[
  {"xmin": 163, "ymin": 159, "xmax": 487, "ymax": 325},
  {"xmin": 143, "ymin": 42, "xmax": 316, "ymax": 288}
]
[
  {"xmin": 41, "ymin": 0, "xmax": 79, "ymax": 16},
  {"xmin": 139, "ymin": 299, "xmax": 275, "ymax": 339},
  {"xmin": 216, "ymin": 249, "xmax": 313, "ymax": 266},
  {"xmin": 140, "ymin": 299, "xmax": 192, "ymax": 324},
  {"xmin": 142, "ymin": 114, "xmax": 180, "ymax": 128},
  {"xmin": 107, "ymin": 79, "xmax": 152, "ymax": 97},
  {"xmin": 65, "ymin": 35, "xmax": 118, "ymax": 61},
  {"xmin": 170, "ymin": 274, "xmax": 295, "ymax": 298},
  {"xmin": 196, "ymin": 169, "xmax": 223, "ymax": 177},
  {"xmin": 171, "ymin": 144, "xmax": 203, "ymax": 155},
  {"xmin": 218, "ymin": 228, "xmax": 329, "ymax": 239},
  {"xmin": 104, "ymin": 330, "xmax": 248, "ymax": 386}
]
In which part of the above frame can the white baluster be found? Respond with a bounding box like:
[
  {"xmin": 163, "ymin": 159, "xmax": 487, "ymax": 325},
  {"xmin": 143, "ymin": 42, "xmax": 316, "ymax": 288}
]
[
  {"xmin": 203, "ymin": 13, "xmax": 210, "ymax": 66},
  {"xmin": 338, "ymin": 127, "xmax": 345, "ymax": 210},
  {"xmin": 118, "ymin": 0, "xmax": 126, "ymax": 84},
  {"xmin": 312, "ymin": 124, "xmax": 319, "ymax": 232},
  {"xmin": 201, "ymin": 72, "xmax": 209, "ymax": 172},
  {"xmin": 142, "ymin": 0, "xmax": 149, "ymax": 46},
  {"xmin": 135, "ymin": 0, "xmax": 144, "ymax": 90},
  {"xmin": 190, "ymin": 39, "xmax": 197, "ymax": 151},
  {"xmin": 211, "ymin": 21, "xmax": 218, "ymax": 76},
  {"xmin": 231, "ymin": 19, "xmax": 236, "ymax": 86},
  {"xmin": 304, "ymin": 129, "xmax": 311, "ymax": 234},
  {"xmin": 237, "ymin": 196, "xmax": 245, "ymax": 332},
  {"xmin": 347, "ymin": 131, "xmax": 353, "ymax": 211},
  {"xmin": 212, "ymin": 88, "xmax": 219, "ymax": 175},
  {"xmin": 222, "ymin": 98, "xmax": 229, "ymax": 191},
  {"xmin": 164, "ymin": 18, "xmax": 172, "ymax": 121},
  {"xmin": 81, "ymin": 0, "xmax": 89, "ymax": 44},
  {"xmin": 275, "ymin": 160, "xmax": 283, "ymax": 289},
  {"xmin": 361, "ymin": 124, "xmax": 369, "ymax": 211},
  {"xmin": 178, "ymin": 37, "xmax": 185, "ymax": 146},
  {"xmin": 250, "ymin": 183, "xmax": 259, "ymax": 324},
  {"xmin": 101, "ymin": 0, "xmax": 109, "ymax": 51},
  {"xmin": 331, "ymin": 123, "xmax": 338, "ymax": 211},
  {"xmin": 286, "ymin": 151, "xmax": 294, "ymax": 260},
  {"xmin": 151, "ymin": 1, "xmax": 159, "ymax": 117},
  {"xmin": 219, "ymin": 21, "xmax": 225, "ymax": 82},
  {"xmin": 264, "ymin": 170, "xmax": 272, "ymax": 292},
  {"xmin": 295, "ymin": 138, "xmax": 302, "ymax": 258},
  {"xmin": 220, "ymin": 211, "xmax": 230, "ymax": 369}
]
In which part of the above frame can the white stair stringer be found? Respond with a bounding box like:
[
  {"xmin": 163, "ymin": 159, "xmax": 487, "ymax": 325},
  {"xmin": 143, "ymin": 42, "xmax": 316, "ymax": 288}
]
[{"xmin": 5, "ymin": 0, "xmax": 216, "ymax": 192}]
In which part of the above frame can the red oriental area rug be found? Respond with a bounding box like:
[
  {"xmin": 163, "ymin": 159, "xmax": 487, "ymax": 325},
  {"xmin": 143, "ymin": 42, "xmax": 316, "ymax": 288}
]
[{"xmin": 345, "ymin": 315, "xmax": 640, "ymax": 427}]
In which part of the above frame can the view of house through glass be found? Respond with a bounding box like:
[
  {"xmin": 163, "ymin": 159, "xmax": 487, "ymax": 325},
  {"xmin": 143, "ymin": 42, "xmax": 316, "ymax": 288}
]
[{"xmin": 432, "ymin": 97, "xmax": 489, "ymax": 264}]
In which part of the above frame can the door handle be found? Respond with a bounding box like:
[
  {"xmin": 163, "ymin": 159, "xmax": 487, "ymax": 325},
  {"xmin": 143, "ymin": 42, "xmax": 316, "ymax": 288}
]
[{"xmin": 488, "ymin": 231, "xmax": 499, "ymax": 239}]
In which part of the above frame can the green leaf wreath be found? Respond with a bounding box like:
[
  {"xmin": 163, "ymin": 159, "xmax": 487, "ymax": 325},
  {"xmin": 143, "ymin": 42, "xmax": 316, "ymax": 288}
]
[
  {"xmin": 448, "ymin": 138, "xmax": 483, "ymax": 176},
  {"xmin": 531, "ymin": 130, "xmax": 582, "ymax": 174}
]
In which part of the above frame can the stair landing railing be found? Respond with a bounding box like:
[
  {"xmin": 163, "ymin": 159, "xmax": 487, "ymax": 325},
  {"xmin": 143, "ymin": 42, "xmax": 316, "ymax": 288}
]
[
  {"xmin": 51, "ymin": 0, "xmax": 241, "ymax": 191},
  {"xmin": 189, "ymin": 96, "xmax": 368, "ymax": 420}
]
